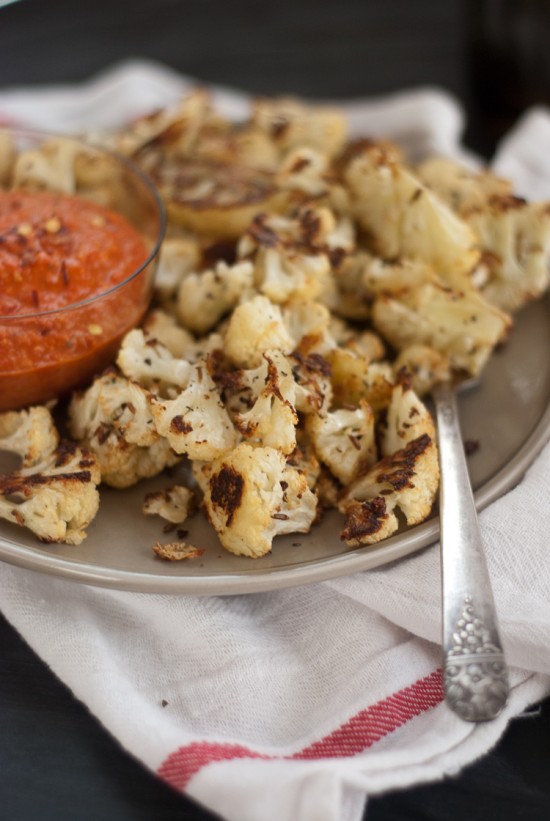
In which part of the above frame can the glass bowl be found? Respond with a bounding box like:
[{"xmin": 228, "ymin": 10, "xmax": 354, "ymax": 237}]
[{"xmin": 0, "ymin": 128, "xmax": 166, "ymax": 412}]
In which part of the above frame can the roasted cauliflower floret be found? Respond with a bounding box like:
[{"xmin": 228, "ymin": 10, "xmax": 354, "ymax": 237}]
[
  {"xmin": 231, "ymin": 350, "xmax": 299, "ymax": 454},
  {"xmin": 417, "ymin": 157, "xmax": 550, "ymax": 313},
  {"xmin": 282, "ymin": 299, "xmax": 336, "ymax": 357},
  {"xmin": 151, "ymin": 359, "xmax": 237, "ymax": 460},
  {"xmin": 416, "ymin": 156, "xmax": 513, "ymax": 214},
  {"xmin": 117, "ymin": 328, "xmax": 192, "ymax": 396},
  {"xmin": 143, "ymin": 484, "xmax": 196, "ymax": 524},
  {"xmin": 141, "ymin": 309, "xmax": 196, "ymax": 357},
  {"xmin": 12, "ymin": 137, "xmax": 81, "ymax": 194},
  {"xmin": 276, "ymin": 146, "xmax": 331, "ymax": 198},
  {"xmin": 154, "ymin": 236, "xmax": 202, "ymax": 300},
  {"xmin": 329, "ymin": 347, "xmax": 394, "ymax": 412},
  {"xmin": 224, "ymin": 295, "xmax": 294, "ymax": 367},
  {"xmin": 0, "ymin": 407, "xmax": 100, "ymax": 545},
  {"xmin": 238, "ymin": 208, "xmax": 334, "ymax": 303},
  {"xmin": 344, "ymin": 143, "xmax": 479, "ymax": 288},
  {"xmin": 197, "ymin": 443, "xmax": 318, "ymax": 557},
  {"xmin": 327, "ymin": 251, "xmax": 374, "ymax": 321},
  {"xmin": 0, "ymin": 405, "xmax": 59, "ymax": 468},
  {"xmin": 340, "ymin": 375, "xmax": 439, "ymax": 546},
  {"xmin": 393, "ymin": 345, "xmax": 451, "ymax": 396},
  {"xmin": 112, "ymin": 89, "xmax": 212, "ymax": 158},
  {"xmin": 252, "ymin": 96, "xmax": 347, "ymax": 157},
  {"xmin": 372, "ymin": 275, "xmax": 511, "ymax": 376},
  {"xmin": 153, "ymin": 157, "xmax": 278, "ymax": 239},
  {"xmin": 175, "ymin": 260, "xmax": 254, "ymax": 335},
  {"xmin": 68, "ymin": 371, "xmax": 179, "ymax": 488},
  {"xmin": 468, "ymin": 197, "xmax": 550, "ymax": 313},
  {"xmin": 288, "ymin": 351, "xmax": 333, "ymax": 416},
  {"xmin": 305, "ymin": 399, "xmax": 377, "ymax": 486}
]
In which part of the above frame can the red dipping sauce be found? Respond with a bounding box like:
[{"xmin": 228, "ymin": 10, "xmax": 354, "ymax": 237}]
[{"xmin": 0, "ymin": 190, "xmax": 154, "ymax": 411}]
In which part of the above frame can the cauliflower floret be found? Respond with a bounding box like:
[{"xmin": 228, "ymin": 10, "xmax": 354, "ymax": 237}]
[
  {"xmin": 224, "ymin": 295, "xmax": 294, "ymax": 367},
  {"xmin": 117, "ymin": 328, "xmax": 192, "ymax": 396},
  {"xmin": 176, "ymin": 260, "xmax": 255, "ymax": 334},
  {"xmin": 154, "ymin": 236, "xmax": 201, "ymax": 300},
  {"xmin": 468, "ymin": 197, "xmax": 550, "ymax": 313},
  {"xmin": 151, "ymin": 359, "xmax": 237, "ymax": 460},
  {"xmin": 197, "ymin": 443, "xmax": 318, "ymax": 557},
  {"xmin": 393, "ymin": 346, "xmax": 451, "ymax": 396},
  {"xmin": 0, "ymin": 405, "xmax": 59, "ymax": 468},
  {"xmin": 416, "ymin": 156, "xmax": 513, "ymax": 213},
  {"xmin": 68, "ymin": 371, "xmax": 179, "ymax": 488},
  {"xmin": 282, "ymin": 299, "xmax": 336, "ymax": 357},
  {"xmin": 344, "ymin": 143, "xmax": 479, "ymax": 288},
  {"xmin": 232, "ymin": 350, "xmax": 298, "ymax": 454},
  {"xmin": 238, "ymin": 208, "xmax": 333, "ymax": 303},
  {"xmin": 371, "ymin": 276, "xmax": 511, "ymax": 376},
  {"xmin": 305, "ymin": 399, "xmax": 377, "ymax": 486},
  {"xmin": 111, "ymin": 89, "xmax": 212, "ymax": 158},
  {"xmin": 327, "ymin": 251, "xmax": 373, "ymax": 321},
  {"xmin": 276, "ymin": 146, "xmax": 331, "ymax": 198},
  {"xmin": 143, "ymin": 484, "xmax": 196, "ymax": 524},
  {"xmin": 329, "ymin": 347, "xmax": 394, "ymax": 412},
  {"xmin": 0, "ymin": 407, "xmax": 100, "ymax": 544},
  {"xmin": 142, "ymin": 309, "xmax": 196, "ymax": 357},
  {"xmin": 339, "ymin": 375, "xmax": 439, "ymax": 545},
  {"xmin": 288, "ymin": 351, "xmax": 333, "ymax": 416},
  {"xmin": 12, "ymin": 137, "xmax": 80, "ymax": 193},
  {"xmin": 417, "ymin": 157, "xmax": 550, "ymax": 313},
  {"xmin": 252, "ymin": 96, "xmax": 347, "ymax": 157},
  {"xmin": 286, "ymin": 434, "xmax": 322, "ymax": 490}
]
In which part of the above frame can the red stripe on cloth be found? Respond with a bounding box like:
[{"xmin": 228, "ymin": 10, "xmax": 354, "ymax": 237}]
[
  {"xmin": 294, "ymin": 667, "xmax": 443, "ymax": 759},
  {"xmin": 157, "ymin": 668, "xmax": 443, "ymax": 791}
]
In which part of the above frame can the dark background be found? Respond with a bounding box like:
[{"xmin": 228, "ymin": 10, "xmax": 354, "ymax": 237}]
[
  {"xmin": 3, "ymin": 0, "xmax": 550, "ymax": 157},
  {"xmin": 2, "ymin": 1, "xmax": 550, "ymax": 819}
]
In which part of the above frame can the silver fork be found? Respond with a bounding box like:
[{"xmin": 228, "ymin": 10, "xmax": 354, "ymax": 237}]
[{"xmin": 432, "ymin": 379, "xmax": 509, "ymax": 722}]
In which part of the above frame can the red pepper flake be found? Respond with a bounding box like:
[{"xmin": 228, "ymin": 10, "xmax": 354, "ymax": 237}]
[
  {"xmin": 60, "ymin": 260, "xmax": 69, "ymax": 285},
  {"xmin": 31, "ymin": 289, "xmax": 40, "ymax": 308}
]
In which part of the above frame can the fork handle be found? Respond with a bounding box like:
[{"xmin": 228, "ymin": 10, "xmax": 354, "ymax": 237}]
[{"xmin": 432, "ymin": 381, "xmax": 509, "ymax": 722}]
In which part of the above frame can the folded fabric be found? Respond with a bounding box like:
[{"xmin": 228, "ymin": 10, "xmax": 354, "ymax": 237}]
[{"xmin": 1, "ymin": 60, "xmax": 549, "ymax": 821}]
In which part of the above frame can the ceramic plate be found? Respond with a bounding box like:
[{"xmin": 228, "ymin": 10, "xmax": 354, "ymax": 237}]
[{"xmin": 1, "ymin": 294, "xmax": 550, "ymax": 594}]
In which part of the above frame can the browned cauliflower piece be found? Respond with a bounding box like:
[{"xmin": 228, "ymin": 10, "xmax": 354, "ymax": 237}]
[
  {"xmin": 393, "ymin": 345, "xmax": 451, "ymax": 396},
  {"xmin": 68, "ymin": 371, "xmax": 180, "ymax": 488},
  {"xmin": 154, "ymin": 236, "xmax": 202, "ymax": 300},
  {"xmin": 305, "ymin": 399, "xmax": 377, "ymax": 486},
  {"xmin": 151, "ymin": 359, "xmax": 237, "ymax": 460},
  {"xmin": 0, "ymin": 406, "xmax": 59, "ymax": 468},
  {"xmin": 117, "ymin": 328, "xmax": 193, "ymax": 396},
  {"xmin": 224, "ymin": 295, "xmax": 294, "ymax": 367},
  {"xmin": 195, "ymin": 443, "xmax": 318, "ymax": 557},
  {"xmin": 251, "ymin": 96, "xmax": 347, "ymax": 157},
  {"xmin": 329, "ymin": 347, "xmax": 394, "ymax": 412},
  {"xmin": 143, "ymin": 485, "xmax": 196, "ymax": 524},
  {"xmin": 344, "ymin": 143, "xmax": 479, "ymax": 288},
  {"xmin": 417, "ymin": 156, "xmax": 550, "ymax": 312},
  {"xmin": 339, "ymin": 374, "xmax": 439, "ymax": 546},
  {"xmin": 237, "ymin": 207, "xmax": 334, "ymax": 303},
  {"xmin": 229, "ymin": 350, "xmax": 299, "ymax": 455},
  {"xmin": 175, "ymin": 260, "xmax": 255, "ymax": 335},
  {"xmin": 0, "ymin": 407, "xmax": 100, "ymax": 545},
  {"xmin": 371, "ymin": 274, "xmax": 511, "ymax": 377}
]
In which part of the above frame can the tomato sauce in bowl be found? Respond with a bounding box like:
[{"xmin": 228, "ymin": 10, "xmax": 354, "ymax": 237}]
[{"xmin": 0, "ymin": 178, "xmax": 164, "ymax": 411}]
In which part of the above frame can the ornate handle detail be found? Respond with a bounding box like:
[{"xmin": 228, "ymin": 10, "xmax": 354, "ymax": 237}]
[
  {"xmin": 433, "ymin": 382, "xmax": 509, "ymax": 722},
  {"xmin": 444, "ymin": 597, "xmax": 508, "ymax": 721}
]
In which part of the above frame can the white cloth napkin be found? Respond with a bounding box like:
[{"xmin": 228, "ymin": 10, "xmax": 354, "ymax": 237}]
[{"xmin": 1, "ymin": 59, "xmax": 550, "ymax": 821}]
